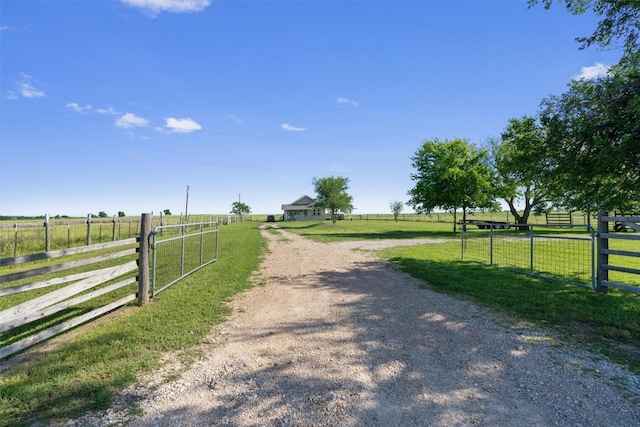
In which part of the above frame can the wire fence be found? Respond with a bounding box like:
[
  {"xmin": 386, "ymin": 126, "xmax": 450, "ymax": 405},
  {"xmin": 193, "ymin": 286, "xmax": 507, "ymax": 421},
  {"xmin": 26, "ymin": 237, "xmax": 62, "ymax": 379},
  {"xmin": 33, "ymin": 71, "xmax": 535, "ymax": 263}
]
[
  {"xmin": 151, "ymin": 220, "xmax": 219, "ymax": 296},
  {"xmin": 0, "ymin": 214, "xmax": 229, "ymax": 259},
  {"xmin": 462, "ymin": 224, "xmax": 596, "ymax": 289}
]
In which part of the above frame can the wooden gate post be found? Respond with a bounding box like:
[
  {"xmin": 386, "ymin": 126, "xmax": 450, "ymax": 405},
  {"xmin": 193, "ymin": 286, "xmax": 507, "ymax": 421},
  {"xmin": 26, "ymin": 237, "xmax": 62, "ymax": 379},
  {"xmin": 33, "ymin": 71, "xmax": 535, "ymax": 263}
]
[
  {"xmin": 597, "ymin": 211, "xmax": 609, "ymax": 293},
  {"xmin": 137, "ymin": 213, "xmax": 152, "ymax": 306}
]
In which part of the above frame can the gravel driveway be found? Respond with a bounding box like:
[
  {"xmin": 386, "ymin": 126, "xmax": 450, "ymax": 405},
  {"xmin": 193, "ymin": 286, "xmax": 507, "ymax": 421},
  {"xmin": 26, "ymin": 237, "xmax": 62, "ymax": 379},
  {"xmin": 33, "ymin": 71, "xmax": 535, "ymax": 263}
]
[{"xmin": 67, "ymin": 225, "xmax": 640, "ymax": 426}]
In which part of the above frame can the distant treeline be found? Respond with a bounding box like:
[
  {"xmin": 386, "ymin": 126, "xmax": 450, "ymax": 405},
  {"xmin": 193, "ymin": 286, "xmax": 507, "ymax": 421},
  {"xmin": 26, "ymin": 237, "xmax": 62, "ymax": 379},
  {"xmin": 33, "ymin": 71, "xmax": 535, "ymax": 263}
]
[{"xmin": 0, "ymin": 215, "xmax": 79, "ymax": 221}]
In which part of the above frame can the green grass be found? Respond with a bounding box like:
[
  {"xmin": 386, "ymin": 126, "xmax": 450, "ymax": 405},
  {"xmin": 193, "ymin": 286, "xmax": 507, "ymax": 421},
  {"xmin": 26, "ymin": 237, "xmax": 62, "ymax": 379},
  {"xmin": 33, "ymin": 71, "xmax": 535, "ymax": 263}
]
[
  {"xmin": 276, "ymin": 218, "xmax": 458, "ymax": 242},
  {"xmin": 376, "ymin": 241, "xmax": 640, "ymax": 372},
  {"xmin": 0, "ymin": 221, "xmax": 265, "ymax": 427}
]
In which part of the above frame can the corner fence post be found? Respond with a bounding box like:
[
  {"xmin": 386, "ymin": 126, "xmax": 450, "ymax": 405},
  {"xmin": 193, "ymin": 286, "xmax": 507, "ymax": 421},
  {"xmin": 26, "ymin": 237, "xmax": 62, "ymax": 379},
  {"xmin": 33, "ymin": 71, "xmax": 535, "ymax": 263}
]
[
  {"xmin": 597, "ymin": 211, "xmax": 609, "ymax": 293},
  {"xmin": 138, "ymin": 213, "xmax": 152, "ymax": 306}
]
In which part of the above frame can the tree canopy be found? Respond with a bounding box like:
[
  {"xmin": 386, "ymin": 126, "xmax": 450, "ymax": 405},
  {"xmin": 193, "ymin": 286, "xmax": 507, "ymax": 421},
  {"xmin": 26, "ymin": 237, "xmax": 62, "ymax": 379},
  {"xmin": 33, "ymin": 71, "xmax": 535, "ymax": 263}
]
[
  {"xmin": 407, "ymin": 138, "xmax": 498, "ymax": 231},
  {"xmin": 312, "ymin": 176, "xmax": 354, "ymax": 224},
  {"xmin": 231, "ymin": 201, "xmax": 251, "ymax": 221},
  {"xmin": 528, "ymin": 0, "xmax": 640, "ymax": 213},
  {"xmin": 490, "ymin": 116, "xmax": 549, "ymax": 225},
  {"xmin": 529, "ymin": 0, "xmax": 640, "ymax": 67},
  {"xmin": 539, "ymin": 70, "xmax": 640, "ymax": 212}
]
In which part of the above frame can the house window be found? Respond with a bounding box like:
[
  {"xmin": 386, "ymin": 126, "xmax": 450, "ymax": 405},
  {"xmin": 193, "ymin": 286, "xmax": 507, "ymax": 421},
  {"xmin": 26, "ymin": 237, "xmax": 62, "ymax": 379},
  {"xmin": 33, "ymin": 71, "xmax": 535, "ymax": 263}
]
[{"xmin": 313, "ymin": 208, "xmax": 321, "ymax": 216}]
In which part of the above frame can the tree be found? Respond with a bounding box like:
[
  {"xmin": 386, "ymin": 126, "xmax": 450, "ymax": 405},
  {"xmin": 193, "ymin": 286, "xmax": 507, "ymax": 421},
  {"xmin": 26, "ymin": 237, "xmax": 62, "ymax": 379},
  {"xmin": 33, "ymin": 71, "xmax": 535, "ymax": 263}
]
[
  {"xmin": 529, "ymin": 0, "xmax": 640, "ymax": 212},
  {"xmin": 390, "ymin": 200, "xmax": 404, "ymax": 222},
  {"xmin": 529, "ymin": 0, "xmax": 640, "ymax": 67},
  {"xmin": 163, "ymin": 209, "xmax": 172, "ymax": 216},
  {"xmin": 231, "ymin": 201, "xmax": 251, "ymax": 222},
  {"xmin": 491, "ymin": 116, "xmax": 549, "ymax": 227},
  {"xmin": 312, "ymin": 176, "xmax": 354, "ymax": 224},
  {"xmin": 98, "ymin": 211, "xmax": 108, "ymax": 218},
  {"xmin": 407, "ymin": 138, "xmax": 498, "ymax": 232},
  {"xmin": 538, "ymin": 71, "xmax": 640, "ymax": 212},
  {"xmin": 117, "ymin": 211, "xmax": 125, "ymax": 217}
]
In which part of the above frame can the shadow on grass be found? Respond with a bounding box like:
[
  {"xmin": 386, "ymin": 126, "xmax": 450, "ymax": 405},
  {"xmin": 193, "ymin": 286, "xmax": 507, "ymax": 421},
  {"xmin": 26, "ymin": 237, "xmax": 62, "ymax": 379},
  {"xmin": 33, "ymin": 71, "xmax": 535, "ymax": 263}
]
[
  {"xmin": 118, "ymin": 257, "xmax": 640, "ymax": 425},
  {"xmin": 389, "ymin": 256, "xmax": 640, "ymax": 368}
]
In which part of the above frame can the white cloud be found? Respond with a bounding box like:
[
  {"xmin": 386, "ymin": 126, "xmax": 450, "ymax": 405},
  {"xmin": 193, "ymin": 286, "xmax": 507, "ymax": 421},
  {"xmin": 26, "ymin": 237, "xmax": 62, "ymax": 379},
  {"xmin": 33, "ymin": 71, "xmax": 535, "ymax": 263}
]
[
  {"xmin": 163, "ymin": 117, "xmax": 202, "ymax": 133},
  {"xmin": 574, "ymin": 62, "xmax": 611, "ymax": 80},
  {"xmin": 337, "ymin": 97, "xmax": 359, "ymax": 107},
  {"xmin": 281, "ymin": 123, "xmax": 306, "ymax": 132},
  {"xmin": 226, "ymin": 114, "xmax": 243, "ymax": 124},
  {"xmin": 115, "ymin": 112, "xmax": 149, "ymax": 129},
  {"xmin": 65, "ymin": 102, "xmax": 92, "ymax": 113},
  {"xmin": 121, "ymin": 0, "xmax": 211, "ymax": 15},
  {"xmin": 8, "ymin": 73, "xmax": 45, "ymax": 99},
  {"xmin": 95, "ymin": 106, "xmax": 120, "ymax": 115},
  {"xmin": 1, "ymin": 26, "xmax": 12, "ymax": 31}
]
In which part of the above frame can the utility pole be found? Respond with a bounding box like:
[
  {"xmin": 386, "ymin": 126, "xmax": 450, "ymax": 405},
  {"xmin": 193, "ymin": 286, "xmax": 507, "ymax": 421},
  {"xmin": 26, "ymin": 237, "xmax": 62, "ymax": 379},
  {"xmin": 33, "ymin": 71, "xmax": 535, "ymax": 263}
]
[{"xmin": 185, "ymin": 185, "xmax": 190, "ymax": 224}]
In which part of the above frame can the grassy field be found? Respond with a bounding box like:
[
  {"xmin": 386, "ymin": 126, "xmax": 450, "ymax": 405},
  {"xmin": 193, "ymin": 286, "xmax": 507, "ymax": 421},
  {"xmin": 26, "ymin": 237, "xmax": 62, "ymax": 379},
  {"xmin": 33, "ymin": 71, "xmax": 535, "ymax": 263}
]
[{"xmin": 1, "ymin": 218, "xmax": 638, "ymax": 426}]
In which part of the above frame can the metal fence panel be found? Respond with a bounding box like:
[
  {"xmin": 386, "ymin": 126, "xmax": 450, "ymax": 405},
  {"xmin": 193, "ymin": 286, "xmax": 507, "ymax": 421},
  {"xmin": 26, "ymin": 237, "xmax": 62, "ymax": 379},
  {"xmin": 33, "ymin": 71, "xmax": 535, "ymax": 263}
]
[
  {"xmin": 151, "ymin": 221, "xmax": 219, "ymax": 296},
  {"xmin": 462, "ymin": 224, "xmax": 595, "ymax": 289}
]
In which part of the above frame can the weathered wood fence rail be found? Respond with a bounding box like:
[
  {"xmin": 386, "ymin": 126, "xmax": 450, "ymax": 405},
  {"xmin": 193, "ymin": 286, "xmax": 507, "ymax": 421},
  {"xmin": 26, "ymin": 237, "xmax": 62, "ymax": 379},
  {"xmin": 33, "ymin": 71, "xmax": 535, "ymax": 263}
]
[
  {"xmin": 0, "ymin": 214, "xmax": 153, "ymax": 360},
  {"xmin": 0, "ymin": 213, "xmax": 223, "ymax": 361}
]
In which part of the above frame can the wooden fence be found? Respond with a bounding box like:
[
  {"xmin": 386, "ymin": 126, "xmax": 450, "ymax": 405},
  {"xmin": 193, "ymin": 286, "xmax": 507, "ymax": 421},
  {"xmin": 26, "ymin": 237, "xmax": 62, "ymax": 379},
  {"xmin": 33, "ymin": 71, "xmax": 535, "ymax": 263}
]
[
  {"xmin": 0, "ymin": 214, "xmax": 153, "ymax": 359},
  {"xmin": 597, "ymin": 212, "xmax": 640, "ymax": 293}
]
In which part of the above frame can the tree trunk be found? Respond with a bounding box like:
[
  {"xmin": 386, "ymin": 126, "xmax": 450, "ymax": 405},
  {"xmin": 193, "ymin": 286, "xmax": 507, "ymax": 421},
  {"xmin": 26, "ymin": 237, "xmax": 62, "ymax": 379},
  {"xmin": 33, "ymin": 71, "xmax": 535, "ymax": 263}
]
[
  {"xmin": 507, "ymin": 197, "xmax": 534, "ymax": 230},
  {"xmin": 453, "ymin": 210, "xmax": 457, "ymax": 233}
]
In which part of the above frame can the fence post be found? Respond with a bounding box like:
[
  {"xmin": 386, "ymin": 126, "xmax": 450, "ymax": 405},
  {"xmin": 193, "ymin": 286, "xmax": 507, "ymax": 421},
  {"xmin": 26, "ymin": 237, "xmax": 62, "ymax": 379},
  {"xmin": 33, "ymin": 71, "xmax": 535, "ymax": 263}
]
[
  {"xmin": 138, "ymin": 213, "xmax": 152, "ymax": 306},
  {"xmin": 86, "ymin": 214, "xmax": 92, "ymax": 246},
  {"xmin": 13, "ymin": 223, "xmax": 18, "ymax": 257},
  {"xmin": 45, "ymin": 214, "xmax": 50, "ymax": 252},
  {"xmin": 597, "ymin": 211, "xmax": 609, "ymax": 293},
  {"xmin": 112, "ymin": 215, "xmax": 117, "ymax": 241}
]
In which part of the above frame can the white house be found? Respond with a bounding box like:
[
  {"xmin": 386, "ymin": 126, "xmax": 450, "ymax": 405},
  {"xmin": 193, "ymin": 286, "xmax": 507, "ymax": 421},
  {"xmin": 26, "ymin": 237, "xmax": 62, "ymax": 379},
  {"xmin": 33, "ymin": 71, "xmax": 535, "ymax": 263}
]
[{"xmin": 281, "ymin": 195, "xmax": 326, "ymax": 221}]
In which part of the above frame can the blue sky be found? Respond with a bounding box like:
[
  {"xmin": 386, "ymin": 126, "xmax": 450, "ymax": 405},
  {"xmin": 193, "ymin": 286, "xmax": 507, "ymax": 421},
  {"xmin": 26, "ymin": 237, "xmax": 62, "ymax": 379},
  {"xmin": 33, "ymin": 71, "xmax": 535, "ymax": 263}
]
[{"xmin": 0, "ymin": 0, "xmax": 622, "ymax": 217}]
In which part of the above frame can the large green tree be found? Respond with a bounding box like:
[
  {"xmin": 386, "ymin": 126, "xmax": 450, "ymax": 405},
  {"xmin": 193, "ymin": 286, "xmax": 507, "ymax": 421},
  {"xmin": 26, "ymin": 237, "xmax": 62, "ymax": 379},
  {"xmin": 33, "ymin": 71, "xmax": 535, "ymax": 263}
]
[
  {"xmin": 491, "ymin": 116, "xmax": 549, "ymax": 226},
  {"xmin": 530, "ymin": 0, "xmax": 640, "ymax": 212},
  {"xmin": 312, "ymin": 176, "xmax": 354, "ymax": 224},
  {"xmin": 407, "ymin": 138, "xmax": 498, "ymax": 232},
  {"xmin": 539, "ymin": 71, "xmax": 640, "ymax": 212}
]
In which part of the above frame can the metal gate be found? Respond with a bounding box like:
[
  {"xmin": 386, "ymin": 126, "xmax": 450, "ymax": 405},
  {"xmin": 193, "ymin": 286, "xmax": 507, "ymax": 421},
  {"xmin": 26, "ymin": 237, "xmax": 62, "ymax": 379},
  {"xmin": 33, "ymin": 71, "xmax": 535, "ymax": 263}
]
[
  {"xmin": 151, "ymin": 220, "xmax": 219, "ymax": 296},
  {"xmin": 462, "ymin": 223, "xmax": 596, "ymax": 289}
]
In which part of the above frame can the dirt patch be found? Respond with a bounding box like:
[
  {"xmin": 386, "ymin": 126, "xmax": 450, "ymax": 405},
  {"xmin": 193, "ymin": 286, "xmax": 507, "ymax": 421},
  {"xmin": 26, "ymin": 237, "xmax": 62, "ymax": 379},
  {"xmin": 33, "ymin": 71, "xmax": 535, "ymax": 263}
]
[{"xmin": 65, "ymin": 225, "xmax": 640, "ymax": 426}]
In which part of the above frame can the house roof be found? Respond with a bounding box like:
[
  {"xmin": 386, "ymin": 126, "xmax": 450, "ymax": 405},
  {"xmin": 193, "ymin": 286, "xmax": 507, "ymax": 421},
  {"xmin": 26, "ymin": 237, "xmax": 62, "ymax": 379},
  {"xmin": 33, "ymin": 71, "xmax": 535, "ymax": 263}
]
[{"xmin": 281, "ymin": 195, "xmax": 315, "ymax": 210}]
